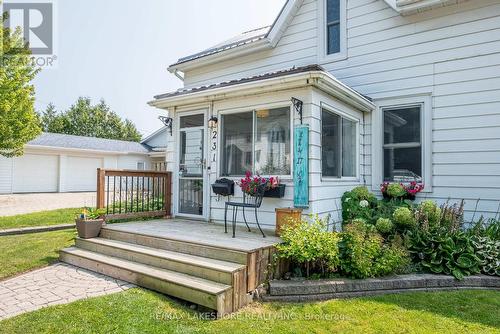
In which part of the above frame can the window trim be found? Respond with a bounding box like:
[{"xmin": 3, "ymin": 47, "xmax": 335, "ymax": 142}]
[
  {"xmin": 218, "ymin": 103, "xmax": 294, "ymax": 179},
  {"xmin": 318, "ymin": 0, "xmax": 347, "ymax": 63},
  {"xmin": 136, "ymin": 161, "xmax": 146, "ymax": 170},
  {"xmin": 320, "ymin": 103, "xmax": 360, "ymax": 182},
  {"xmin": 372, "ymin": 95, "xmax": 433, "ymax": 192}
]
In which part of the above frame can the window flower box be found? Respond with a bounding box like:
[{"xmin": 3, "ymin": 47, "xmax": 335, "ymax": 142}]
[{"xmin": 264, "ymin": 184, "xmax": 286, "ymax": 198}]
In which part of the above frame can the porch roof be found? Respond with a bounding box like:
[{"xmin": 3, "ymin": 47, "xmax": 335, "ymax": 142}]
[{"xmin": 149, "ymin": 64, "xmax": 375, "ymax": 113}]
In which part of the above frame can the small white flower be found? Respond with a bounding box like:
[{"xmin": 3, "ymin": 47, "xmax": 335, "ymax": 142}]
[
  {"xmin": 359, "ymin": 200, "xmax": 369, "ymax": 208},
  {"xmin": 345, "ymin": 197, "xmax": 351, "ymax": 202}
]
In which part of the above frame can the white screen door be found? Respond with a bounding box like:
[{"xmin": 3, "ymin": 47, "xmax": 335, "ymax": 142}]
[{"xmin": 178, "ymin": 113, "xmax": 206, "ymax": 217}]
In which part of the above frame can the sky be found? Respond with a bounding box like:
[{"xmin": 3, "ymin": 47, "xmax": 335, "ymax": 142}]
[{"xmin": 33, "ymin": 0, "xmax": 286, "ymax": 138}]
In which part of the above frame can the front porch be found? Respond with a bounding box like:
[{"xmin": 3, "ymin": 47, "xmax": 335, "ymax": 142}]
[{"xmin": 60, "ymin": 218, "xmax": 282, "ymax": 315}]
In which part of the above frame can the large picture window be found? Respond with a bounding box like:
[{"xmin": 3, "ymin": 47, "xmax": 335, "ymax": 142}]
[
  {"xmin": 321, "ymin": 108, "xmax": 357, "ymax": 178},
  {"xmin": 383, "ymin": 105, "xmax": 422, "ymax": 182},
  {"xmin": 221, "ymin": 107, "xmax": 291, "ymax": 176}
]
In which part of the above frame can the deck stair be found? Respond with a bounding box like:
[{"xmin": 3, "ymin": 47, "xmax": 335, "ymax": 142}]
[{"xmin": 60, "ymin": 220, "xmax": 280, "ymax": 315}]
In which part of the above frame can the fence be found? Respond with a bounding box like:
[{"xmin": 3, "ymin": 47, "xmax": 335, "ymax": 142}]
[{"xmin": 96, "ymin": 169, "xmax": 172, "ymax": 220}]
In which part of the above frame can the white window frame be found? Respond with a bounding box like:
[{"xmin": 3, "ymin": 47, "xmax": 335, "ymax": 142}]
[
  {"xmin": 218, "ymin": 103, "xmax": 293, "ymax": 179},
  {"xmin": 318, "ymin": 0, "xmax": 347, "ymax": 63},
  {"xmin": 372, "ymin": 95, "xmax": 433, "ymax": 192},
  {"xmin": 320, "ymin": 103, "xmax": 360, "ymax": 181},
  {"xmin": 136, "ymin": 161, "xmax": 145, "ymax": 170}
]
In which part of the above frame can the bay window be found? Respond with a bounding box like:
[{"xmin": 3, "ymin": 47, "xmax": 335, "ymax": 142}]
[
  {"xmin": 221, "ymin": 107, "xmax": 291, "ymax": 176},
  {"xmin": 321, "ymin": 108, "xmax": 357, "ymax": 178},
  {"xmin": 383, "ymin": 105, "xmax": 422, "ymax": 182}
]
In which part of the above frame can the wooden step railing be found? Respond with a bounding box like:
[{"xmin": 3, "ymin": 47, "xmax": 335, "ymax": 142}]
[{"xmin": 96, "ymin": 169, "xmax": 172, "ymax": 220}]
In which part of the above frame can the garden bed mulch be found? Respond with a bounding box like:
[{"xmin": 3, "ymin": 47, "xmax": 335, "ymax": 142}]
[{"xmin": 261, "ymin": 274, "xmax": 500, "ymax": 302}]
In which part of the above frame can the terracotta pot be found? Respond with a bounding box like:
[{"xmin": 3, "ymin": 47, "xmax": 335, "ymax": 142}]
[{"xmin": 75, "ymin": 218, "xmax": 104, "ymax": 239}]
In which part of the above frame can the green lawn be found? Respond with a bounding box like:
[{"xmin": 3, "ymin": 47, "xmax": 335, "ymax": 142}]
[
  {"xmin": 0, "ymin": 230, "xmax": 76, "ymax": 280},
  {"xmin": 0, "ymin": 288, "xmax": 498, "ymax": 333},
  {"xmin": 0, "ymin": 208, "xmax": 80, "ymax": 230}
]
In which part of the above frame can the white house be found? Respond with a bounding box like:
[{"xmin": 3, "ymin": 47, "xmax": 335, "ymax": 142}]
[
  {"xmin": 149, "ymin": 0, "xmax": 500, "ymax": 228},
  {"xmin": 0, "ymin": 130, "xmax": 167, "ymax": 194}
]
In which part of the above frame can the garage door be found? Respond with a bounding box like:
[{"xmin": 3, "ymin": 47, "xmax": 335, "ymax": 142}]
[
  {"xmin": 65, "ymin": 156, "xmax": 103, "ymax": 192},
  {"xmin": 13, "ymin": 154, "xmax": 59, "ymax": 193}
]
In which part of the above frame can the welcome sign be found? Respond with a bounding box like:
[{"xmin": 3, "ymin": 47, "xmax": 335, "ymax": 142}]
[{"xmin": 293, "ymin": 125, "xmax": 309, "ymax": 208}]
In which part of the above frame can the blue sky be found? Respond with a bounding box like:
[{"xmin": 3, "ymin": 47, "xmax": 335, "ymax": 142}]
[{"xmin": 33, "ymin": 0, "xmax": 285, "ymax": 137}]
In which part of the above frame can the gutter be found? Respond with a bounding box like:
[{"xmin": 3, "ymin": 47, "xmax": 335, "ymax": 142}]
[
  {"xmin": 24, "ymin": 145, "xmax": 151, "ymax": 156},
  {"xmin": 386, "ymin": 0, "xmax": 466, "ymax": 15}
]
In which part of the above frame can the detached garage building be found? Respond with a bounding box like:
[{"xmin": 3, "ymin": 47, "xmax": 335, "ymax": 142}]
[{"xmin": 0, "ymin": 132, "xmax": 166, "ymax": 194}]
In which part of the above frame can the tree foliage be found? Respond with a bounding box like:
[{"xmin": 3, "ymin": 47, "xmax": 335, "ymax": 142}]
[
  {"xmin": 0, "ymin": 11, "xmax": 42, "ymax": 157},
  {"xmin": 39, "ymin": 97, "xmax": 142, "ymax": 142}
]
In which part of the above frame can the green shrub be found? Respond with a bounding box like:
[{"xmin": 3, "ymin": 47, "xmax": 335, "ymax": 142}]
[
  {"xmin": 375, "ymin": 218, "xmax": 394, "ymax": 234},
  {"xmin": 277, "ymin": 216, "xmax": 340, "ymax": 277},
  {"xmin": 339, "ymin": 221, "xmax": 409, "ymax": 278},
  {"xmin": 407, "ymin": 228, "xmax": 480, "ymax": 280},
  {"xmin": 472, "ymin": 236, "xmax": 499, "ymax": 276},
  {"xmin": 386, "ymin": 183, "xmax": 406, "ymax": 198},
  {"xmin": 393, "ymin": 207, "xmax": 415, "ymax": 228},
  {"xmin": 341, "ymin": 186, "xmax": 377, "ymax": 224},
  {"xmin": 470, "ymin": 218, "xmax": 500, "ymax": 241},
  {"xmin": 419, "ymin": 200, "xmax": 441, "ymax": 226}
]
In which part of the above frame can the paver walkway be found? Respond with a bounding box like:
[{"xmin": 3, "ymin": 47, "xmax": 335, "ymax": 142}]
[{"xmin": 0, "ymin": 263, "xmax": 134, "ymax": 320}]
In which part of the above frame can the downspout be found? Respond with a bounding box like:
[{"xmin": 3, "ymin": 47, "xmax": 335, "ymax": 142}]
[{"xmin": 362, "ymin": 112, "xmax": 367, "ymax": 186}]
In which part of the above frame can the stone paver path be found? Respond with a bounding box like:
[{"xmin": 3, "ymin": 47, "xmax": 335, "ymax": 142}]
[{"xmin": 0, "ymin": 263, "xmax": 134, "ymax": 320}]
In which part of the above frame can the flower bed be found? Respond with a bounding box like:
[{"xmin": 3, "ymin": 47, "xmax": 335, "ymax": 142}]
[{"xmin": 273, "ymin": 187, "xmax": 499, "ymax": 282}]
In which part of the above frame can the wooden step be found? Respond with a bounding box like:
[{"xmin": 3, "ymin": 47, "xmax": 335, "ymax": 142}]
[
  {"xmin": 75, "ymin": 237, "xmax": 246, "ymax": 285},
  {"xmin": 60, "ymin": 247, "xmax": 233, "ymax": 314},
  {"xmin": 100, "ymin": 228, "xmax": 249, "ymax": 264}
]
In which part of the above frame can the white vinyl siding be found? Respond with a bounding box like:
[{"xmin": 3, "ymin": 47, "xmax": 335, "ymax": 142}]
[
  {"xmin": 0, "ymin": 157, "xmax": 13, "ymax": 194},
  {"xmin": 178, "ymin": 0, "xmax": 500, "ymax": 220}
]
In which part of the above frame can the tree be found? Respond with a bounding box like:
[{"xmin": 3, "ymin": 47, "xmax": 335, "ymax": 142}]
[
  {"xmin": 39, "ymin": 97, "xmax": 142, "ymax": 142},
  {"xmin": 0, "ymin": 11, "xmax": 42, "ymax": 157}
]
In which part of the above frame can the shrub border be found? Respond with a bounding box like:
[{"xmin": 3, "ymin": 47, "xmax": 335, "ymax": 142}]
[{"xmin": 260, "ymin": 274, "xmax": 500, "ymax": 302}]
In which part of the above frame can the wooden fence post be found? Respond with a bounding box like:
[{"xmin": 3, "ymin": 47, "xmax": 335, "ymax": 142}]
[
  {"xmin": 96, "ymin": 168, "xmax": 105, "ymax": 209},
  {"xmin": 164, "ymin": 172, "xmax": 172, "ymax": 217}
]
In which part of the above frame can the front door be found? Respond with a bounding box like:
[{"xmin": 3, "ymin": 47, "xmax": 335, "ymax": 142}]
[{"xmin": 177, "ymin": 113, "xmax": 206, "ymax": 218}]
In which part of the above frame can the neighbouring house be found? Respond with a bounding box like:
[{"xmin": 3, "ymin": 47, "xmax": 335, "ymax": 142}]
[
  {"xmin": 149, "ymin": 0, "xmax": 500, "ymax": 228},
  {"xmin": 0, "ymin": 130, "xmax": 167, "ymax": 194}
]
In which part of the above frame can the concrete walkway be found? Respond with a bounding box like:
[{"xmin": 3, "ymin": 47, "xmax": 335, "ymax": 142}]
[
  {"xmin": 0, "ymin": 192, "xmax": 96, "ymax": 216},
  {"xmin": 0, "ymin": 263, "xmax": 134, "ymax": 320}
]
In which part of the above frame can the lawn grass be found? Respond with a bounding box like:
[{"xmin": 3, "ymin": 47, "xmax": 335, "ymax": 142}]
[
  {"xmin": 0, "ymin": 288, "xmax": 498, "ymax": 333},
  {"xmin": 0, "ymin": 208, "xmax": 80, "ymax": 230},
  {"xmin": 0, "ymin": 230, "xmax": 76, "ymax": 280}
]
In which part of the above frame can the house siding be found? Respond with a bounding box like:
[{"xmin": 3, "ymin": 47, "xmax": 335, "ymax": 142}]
[{"xmin": 178, "ymin": 0, "xmax": 500, "ymax": 220}]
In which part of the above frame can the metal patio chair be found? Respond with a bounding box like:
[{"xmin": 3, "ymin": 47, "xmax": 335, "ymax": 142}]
[{"xmin": 224, "ymin": 186, "xmax": 266, "ymax": 238}]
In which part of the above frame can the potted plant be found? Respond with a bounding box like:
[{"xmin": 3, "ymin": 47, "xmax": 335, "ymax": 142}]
[
  {"xmin": 380, "ymin": 181, "xmax": 424, "ymax": 201},
  {"xmin": 75, "ymin": 207, "xmax": 106, "ymax": 239}
]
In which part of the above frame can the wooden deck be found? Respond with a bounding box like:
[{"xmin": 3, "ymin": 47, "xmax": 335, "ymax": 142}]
[
  {"xmin": 61, "ymin": 218, "xmax": 283, "ymax": 315},
  {"xmin": 103, "ymin": 218, "xmax": 282, "ymax": 252}
]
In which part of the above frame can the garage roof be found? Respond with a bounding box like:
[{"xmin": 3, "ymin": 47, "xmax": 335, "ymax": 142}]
[{"xmin": 27, "ymin": 133, "xmax": 151, "ymax": 154}]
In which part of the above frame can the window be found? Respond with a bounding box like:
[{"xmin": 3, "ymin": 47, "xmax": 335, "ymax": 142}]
[
  {"xmin": 136, "ymin": 162, "xmax": 145, "ymax": 170},
  {"xmin": 326, "ymin": 0, "xmax": 341, "ymax": 54},
  {"xmin": 383, "ymin": 105, "xmax": 422, "ymax": 182},
  {"xmin": 321, "ymin": 108, "xmax": 357, "ymax": 178},
  {"xmin": 221, "ymin": 107, "xmax": 291, "ymax": 176}
]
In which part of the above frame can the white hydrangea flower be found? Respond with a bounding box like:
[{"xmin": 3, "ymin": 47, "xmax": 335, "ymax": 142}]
[{"xmin": 359, "ymin": 200, "xmax": 369, "ymax": 208}]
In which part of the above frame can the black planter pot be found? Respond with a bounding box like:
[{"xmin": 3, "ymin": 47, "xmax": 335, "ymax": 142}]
[{"xmin": 264, "ymin": 184, "xmax": 286, "ymax": 198}]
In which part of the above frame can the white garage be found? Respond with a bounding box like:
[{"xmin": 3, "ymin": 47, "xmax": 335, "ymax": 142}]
[
  {"xmin": 13, "ymin": 154, "xmax": 59, "ymax": 193},
  {"xmin": 0, "ymin": 132, "xmax": 164, "ymax": 194}
]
